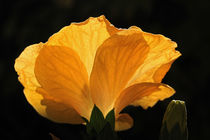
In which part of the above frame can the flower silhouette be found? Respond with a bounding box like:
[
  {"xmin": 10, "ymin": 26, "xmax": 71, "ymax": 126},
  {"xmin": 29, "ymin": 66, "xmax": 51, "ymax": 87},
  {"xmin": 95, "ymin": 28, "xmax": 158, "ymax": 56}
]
[{"xmin": 14, "ymin": 15, "xmax": 181, "ymax": 131}]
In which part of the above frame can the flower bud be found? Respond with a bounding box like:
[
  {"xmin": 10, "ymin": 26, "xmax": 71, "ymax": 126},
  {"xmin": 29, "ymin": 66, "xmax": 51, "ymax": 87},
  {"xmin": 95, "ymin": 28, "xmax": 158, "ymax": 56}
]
[{"xmin": 160, "ymin": 100, "xmax": 188, "ymax": 140}]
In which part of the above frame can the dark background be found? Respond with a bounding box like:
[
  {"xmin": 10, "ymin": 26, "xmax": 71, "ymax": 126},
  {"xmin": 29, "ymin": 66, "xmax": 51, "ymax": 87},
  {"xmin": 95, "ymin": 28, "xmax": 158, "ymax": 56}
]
[{"xmin": 1, "ymin": 0, "xmax": 210, "ymax": 139}]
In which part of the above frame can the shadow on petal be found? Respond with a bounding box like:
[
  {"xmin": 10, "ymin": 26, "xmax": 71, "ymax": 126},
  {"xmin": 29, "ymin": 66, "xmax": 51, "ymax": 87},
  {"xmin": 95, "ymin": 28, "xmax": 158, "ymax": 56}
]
[
  {"xmin": 115, "ymin": 83, "xmax": 175, "ymax": 115},
  {"xmin": 115, "ymin": 113, "xmax": 133, "ymax": 131}
]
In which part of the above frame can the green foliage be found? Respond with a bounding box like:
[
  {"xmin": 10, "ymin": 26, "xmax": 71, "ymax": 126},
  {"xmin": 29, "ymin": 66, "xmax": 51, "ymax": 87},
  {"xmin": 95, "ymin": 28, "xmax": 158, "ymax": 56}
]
[
  {"xmin": 160, "ymin": 100, "xmax": 188, "ymax": 140},
  {"xmin": 83, "ymin": 100, "xmax": 188, "ymax": 140},
  {"xmin": 89, "ymin": 105, "xmax": 106, "ymax": 134},
  {"xmin": 83, "ymin": 105, "xmax": 119, "ymax": 140},
  {"xmin": 105, "ymin": 109, "xmax": 115, "ymax": 131}
]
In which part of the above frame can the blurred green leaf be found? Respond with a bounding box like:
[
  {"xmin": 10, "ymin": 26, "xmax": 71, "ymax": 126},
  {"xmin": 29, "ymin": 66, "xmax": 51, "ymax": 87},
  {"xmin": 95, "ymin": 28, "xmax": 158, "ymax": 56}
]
[
  {"xmin": 160, "ymin": 100, "xmax": 188, "ymax": 140},
  {"xmin": 90, "ymin": 105, "xmax": 106, "ymax": 134},
  {"xmin": 105, "ymin": 109, "xmax": 115, "ymax": 130},
  {"xmin": 83, "ymin": 105, "xmax": 119, "ymax": 139}
]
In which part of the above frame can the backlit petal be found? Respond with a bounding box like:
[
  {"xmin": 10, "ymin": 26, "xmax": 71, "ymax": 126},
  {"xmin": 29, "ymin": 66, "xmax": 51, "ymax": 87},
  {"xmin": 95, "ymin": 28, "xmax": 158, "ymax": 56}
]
[
  {"xmin": 26, "ymin": 88, "xmax": 83, "ymax": 124},
  {"xmin": 115, "ymin": 83, "xmax": 175, "ymax": 115},
  {"xmin": 15, "ymin": 43, "xmax": 43, "ymax": 90},
  {"xmin": 90, "ymin": 29, "xmax": 149, "ymax": 116},
  {"xmin": 38, "ymin": 88, "xmax": 84, "ymax": 124},
  {"xmin": 115, "ymin": 113, "xmax": 133, "ymax": 131},
  {"xmin": 14, "ymin": 43, "xmax": 46, "ymax": 115},
  {"xmin": 127, "ymin": 26, "xmax": 181, "ymax": 85},
  {"xmin": 35, "ymin": 44, "xmax": 93, "ymax": 120},
  {"xmin": 15, "ymin": 43, "xmax": 83, "ymax": 124},
  {"xmin": 46, "ymin": 15, "xmax": 119, "ymax": 76}
]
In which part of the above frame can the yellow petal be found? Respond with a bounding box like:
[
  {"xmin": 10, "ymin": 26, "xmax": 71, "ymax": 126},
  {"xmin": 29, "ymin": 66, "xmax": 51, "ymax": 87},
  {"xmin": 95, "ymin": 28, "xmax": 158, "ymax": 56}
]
[
  {"xmin": 15, "ymin": 43, "xmax": 43, "ymax": 90},
  {"xmin": 153, "ymin": 61, "xmax": 175, "ymax": 82},
  {"xmin": 115, "ymin": 113, "xmax": 133, "ymax": 131},
  {"xmin": 46, "ymin": 15, "xmax": 119, "ymax": 76},
  {"xmin": 127, "ymin": 26, "xmax": 181, "ymax": 85},
  {"xmin": 114, "ymin": 83, "xmax": 175, "ymax": 115},
  {"xmin": 35, "ymin": 44, "xmax": 93, "ymax": 120},
  {"xmin": 38, "ymin": 88, "xmax": 84, "ymax": 124},
  {"xmin": 14, "ymin": 43, "xmax": 83, "ymax": 124},
  {"xmin": 14, "ymin": 43, "xmax": 46, "ymax": 116},
  {"xmin": 90, "ymin": 29, "xmax": 149, "ymax": 116}
]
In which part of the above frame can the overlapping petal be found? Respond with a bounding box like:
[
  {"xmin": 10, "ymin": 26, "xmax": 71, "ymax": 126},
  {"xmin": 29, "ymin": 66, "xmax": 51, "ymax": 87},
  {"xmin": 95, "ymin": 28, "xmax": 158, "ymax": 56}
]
[
  {"xmin": 38, "ymin": 88, "xmax": 84, "ymax": 124},
  {"xmin": 127, "ymin": 26, "xmax": 181, "ymax": 85},
  {"xmin": 15, "ymin": 43, "xmax": 83, "ymax": 124},
  {"xmin": 115, "ymin": 83, "xmax": 175, "ymax": 116},
  {"xmin": 34, "ymin": 44, "xmax": 93, "ymax": 119},
  {"xmin": 46, "ymin": 15, "xmax": 119, "ymax": 76},
  {"xmin": 90, "ymin": 29, "xmax": 150, "ymax": 116},
  {"xmin": 14, "ymin": 15, "xmax": 181, "ymax": 131}
]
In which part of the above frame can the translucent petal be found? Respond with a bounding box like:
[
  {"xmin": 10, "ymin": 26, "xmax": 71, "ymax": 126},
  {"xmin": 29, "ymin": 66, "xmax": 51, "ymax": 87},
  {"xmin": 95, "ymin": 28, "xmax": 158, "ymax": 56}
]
[
  {"xmin": 35, "ymin": 44, "xmax": 93, "ymax": 119},
  {"xmin": 14, "ymin": 43, "xmax": 85, "ymax": 124},
  {"xmin": 115, "ymin": 83, "xmax": 175, "ymax": 115},
  {"xmin": 90, "ymin": 29, "xmax": 149, "ymax": 116},
  {"xmin": 14, "ymin": 43, "xmax": 47, "ymax": 116},
  {"xmin": 38, "ymin": 88, "xmax": 85, "ymax": 124},
  {"xmin": 25, "ymin": 88, "xmax": 83, "ymax": 124},
  {"xmin": 127, "ymin": 26, "xmax": 181, "ymax": 85},
  {"xmin": 46, "ymin": 15, "xmax": 119, "ymax": 76}
]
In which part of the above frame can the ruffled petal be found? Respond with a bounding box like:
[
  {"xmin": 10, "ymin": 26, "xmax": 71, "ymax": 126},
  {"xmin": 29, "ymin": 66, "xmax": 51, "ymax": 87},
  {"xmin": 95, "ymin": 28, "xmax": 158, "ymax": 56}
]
[
  {"xmin": 35, "ymin": 44, "xmax": 93, "ymax": 120},
  {"xmin": 115, "ymin": 113, "xmax": 133, "ymax": 131},
  {"xmin": 90, "ymin": 29, "xmax": 149, "ymax": 116},
  {"xmin": 14, "ymin": 43, "xmax": 46, "ymax": 116},
  {"xmin": 114, "ymin": 83, "xmax": 175, "ymax": 115},
  {"xmin": 14, "ymin": 43, "xmax": 83, "ymax": 124},
  {"xmin": 46, "ymin": 15, "xmax": 119, "ymax": 76},
  {"xmin": 127, "ymin": 26, "xmax": 181, "ymax": 85},
  {"xmin": 15, "ymin": 43, "xmax": 43, "ymax": 90}
]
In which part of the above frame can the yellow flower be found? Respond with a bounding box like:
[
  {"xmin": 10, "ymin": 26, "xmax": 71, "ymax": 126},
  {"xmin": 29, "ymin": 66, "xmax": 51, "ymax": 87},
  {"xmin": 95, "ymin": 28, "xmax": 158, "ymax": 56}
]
[{"xmin": 14, "ymin": 15, "xmax": 181, "ymax": 131}]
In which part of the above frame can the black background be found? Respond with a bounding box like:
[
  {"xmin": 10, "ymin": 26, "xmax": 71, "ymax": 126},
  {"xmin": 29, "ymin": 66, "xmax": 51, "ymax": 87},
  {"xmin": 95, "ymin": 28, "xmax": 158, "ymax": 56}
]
[{"xmin": 1, "ymin": 0, "xmax": 210, "ymax": 139}]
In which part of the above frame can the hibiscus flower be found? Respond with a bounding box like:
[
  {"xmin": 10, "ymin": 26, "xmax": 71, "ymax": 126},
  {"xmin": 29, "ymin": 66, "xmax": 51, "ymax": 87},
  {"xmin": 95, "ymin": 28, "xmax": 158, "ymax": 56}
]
[{"xmin": 14, "ymin": 15, "xmax": 181, "ymax": 131}]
